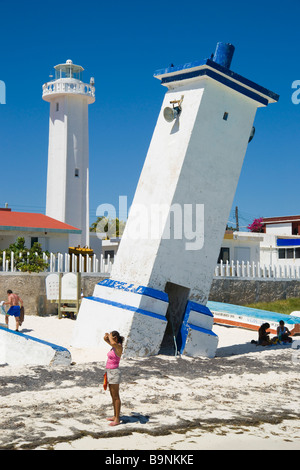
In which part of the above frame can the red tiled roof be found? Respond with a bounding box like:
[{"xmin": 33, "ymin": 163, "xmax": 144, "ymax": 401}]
[{"xmin": 0, "ymin": 211, "xmax": 80, "ymax": 233}]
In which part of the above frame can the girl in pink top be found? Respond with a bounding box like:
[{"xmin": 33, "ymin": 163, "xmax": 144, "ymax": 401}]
[{"xmin": 104, "ymin": 330, "xmax": 124, "ymax": 426}]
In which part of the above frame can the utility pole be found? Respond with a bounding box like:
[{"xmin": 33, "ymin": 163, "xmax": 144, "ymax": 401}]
[{"xmin": 235, "ymin": 206, "xmax": 239, "ymax": 231}]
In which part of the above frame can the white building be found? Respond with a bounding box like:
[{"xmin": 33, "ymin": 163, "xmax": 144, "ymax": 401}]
[
  {"xmin": 100, "ymin": 238, "xmax": 121, "ymax": 261},
  {"xmin": 43, "ymin": 60, "xmax": 95, "ymax": 248},
  {"xmin": 219, "ymin": 216, "xmax": 300, "ymax": 269},
  {"xmin": 263, "ymin": 215, "xmax": 300, "ymax": 266},
  {"xmin": 0, "ymin": 207, "xmax": 80, "ymax": 254}
]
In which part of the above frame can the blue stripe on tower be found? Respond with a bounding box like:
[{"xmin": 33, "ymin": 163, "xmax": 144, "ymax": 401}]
[
  {"xmin": 97, "ymin": 279, "xmax": 169, "ymax": 302},
  {"xmin": 86, "ymin": 295, "xmax": 167, "ymax": 322}
]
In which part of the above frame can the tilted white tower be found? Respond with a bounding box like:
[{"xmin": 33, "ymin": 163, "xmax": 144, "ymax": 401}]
[
  {"xmin": 72, "ymin": 43, "xmax": 279, "ymax": 359},
  {"xmin": 43, "ymin": 60, "xmax": 95, "ymax": 247}
]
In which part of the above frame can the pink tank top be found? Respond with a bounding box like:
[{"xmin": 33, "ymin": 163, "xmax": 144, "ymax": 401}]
[{"xmin": 106, "ymin": 348, "xmax": 121, "ymax": 369}]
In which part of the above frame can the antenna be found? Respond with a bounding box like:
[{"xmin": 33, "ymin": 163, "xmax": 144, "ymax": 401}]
[{"xmin": 235, "ymin": 206, "xmax": 239, "ymax": 231}]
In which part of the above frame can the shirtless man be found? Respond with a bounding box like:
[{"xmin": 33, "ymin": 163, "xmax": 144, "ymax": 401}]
[{"xmin": 4, "ymin": 289, "xmax": 23, "ymax": 331}]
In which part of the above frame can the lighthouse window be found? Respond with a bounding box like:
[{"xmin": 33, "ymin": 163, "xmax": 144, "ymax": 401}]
[
  {"xmin": 75, "ymin": 168, "xmax": 79, "ymax": 177},
  {"xmin": 223, "ymin": 112, "xmax": 229, "ymax": 120},
  {"xmin": 56, "ymin": 102, "xmax": 59, "ymax": 112}
]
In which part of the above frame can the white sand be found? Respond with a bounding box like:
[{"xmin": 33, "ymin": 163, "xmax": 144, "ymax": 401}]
[{"xmin": 0, "ymin": 314, "xmax": 299, "ymax": 451}]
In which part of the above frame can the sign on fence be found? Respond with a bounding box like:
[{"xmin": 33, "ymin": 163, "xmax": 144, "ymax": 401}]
[
  {"xmin": 45, "ymin": 273, "xmax": 59, "ymax": 300},
  {"xmin": 61, "ymin": 273, "xmax": 79, "ymax": 300}
]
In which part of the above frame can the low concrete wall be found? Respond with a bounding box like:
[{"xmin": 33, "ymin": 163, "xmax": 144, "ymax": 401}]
[
  {"xmin": 0, "ymin": 273, "xmax": 107, "ymax": 316},
  {"xmin": 0, "ymin": 273, "xmax": 299, "ymax": 316},
  {"xmin": 209, "ymin": 278, "xmax": 300, "ymax": 305}
]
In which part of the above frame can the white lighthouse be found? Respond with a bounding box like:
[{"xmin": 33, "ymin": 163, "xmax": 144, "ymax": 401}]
[{"xmin": 43, "ymin": 60, "xmax": 95, "ymax": 247}]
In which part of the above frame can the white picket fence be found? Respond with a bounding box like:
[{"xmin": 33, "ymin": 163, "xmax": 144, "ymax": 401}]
[
  {"xmin": 2, "ymin": 251, "xmax": 300, "ymax": 279},
  {"xmin": 215, "ymin": 260, "xmax": 300, "ymax": 280},
  {"xmin": 46, "ymin": 252, "xmax": 113, "ymax": 274},
  {"xmin": 1, "ymin": 251, "xmax": 113, "ymax": 274}
]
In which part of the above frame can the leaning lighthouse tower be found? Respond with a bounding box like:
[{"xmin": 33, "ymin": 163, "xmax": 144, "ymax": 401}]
[{"xmin": 43, "ymin": 60, "xmax": 95, "ymax": 247}]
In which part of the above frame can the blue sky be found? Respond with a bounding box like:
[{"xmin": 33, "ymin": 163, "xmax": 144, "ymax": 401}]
[{"xmin": 0, "ymin": 0, "xmax": 299, "ymax": 229}]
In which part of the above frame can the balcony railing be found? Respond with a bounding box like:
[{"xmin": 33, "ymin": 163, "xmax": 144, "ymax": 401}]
[{"xmin": 42, "ymin": 80, "xmax": 95, "ymax": 100}]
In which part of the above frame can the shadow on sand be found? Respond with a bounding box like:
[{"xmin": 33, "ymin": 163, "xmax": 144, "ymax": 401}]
[
  {"xmin": 120, "ymin": 412, "xmax": 150, "ymax": 425},
  {"xmin": 216, "ymin": 342, "xmax": 292, "ymax": 357}
]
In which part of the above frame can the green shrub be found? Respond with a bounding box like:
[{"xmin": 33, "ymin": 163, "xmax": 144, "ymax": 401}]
[{"xmin": 0, "ymin": 237, "xmax": 49, "ymax": 273}]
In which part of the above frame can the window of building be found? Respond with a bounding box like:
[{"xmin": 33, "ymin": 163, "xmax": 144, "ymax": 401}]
[
  {"xmin": 56, "ymin": 102, "xmax": 59, "ymax": 112},
  {"xmin": 218, "ymin": 247, "xmax": 230, "ymax": 263},
  {"xmin": 104, "ymin": 250, "xmax": 115, "ymax": 260},
  {"xmin": 223, "ymin": 112, "xmax": 229, "ymax": 121},
  {"xmin": 31, "ymin": 237, "xmax": 38, "ymax": 248},
  {"xmin": 278, "ymin": 247, "xmax": 300, "ymax": 259},
  {"xmin": 75, "ymin": 168, "xmax": 79, "ymax": 177}
]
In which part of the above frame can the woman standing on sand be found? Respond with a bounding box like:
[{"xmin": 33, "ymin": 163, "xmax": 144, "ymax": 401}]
[{"xmin": 104, "ymin": 331, "xmax": 124, "ymax": 427}]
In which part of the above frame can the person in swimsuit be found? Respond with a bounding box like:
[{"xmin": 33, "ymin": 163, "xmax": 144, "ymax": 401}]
[
  {"xmin": 4, "ymin": 289, "xmax": 23, "ymax": 332},
  {"xmin": 277, "ymin": 320, "xmax": 292, "ymax": 343},
  {"xmin": 258, "ymin": 323, "xmax": 272, "ymax": 346},
  {"xmin": 104, "ymin": 330, "xmax": 124, "ymax": 426}
]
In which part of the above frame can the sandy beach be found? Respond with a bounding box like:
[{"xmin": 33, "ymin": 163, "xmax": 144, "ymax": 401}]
[{"xmin": 0, "ymin": 314, "xmax": 299, "ymax": 450}]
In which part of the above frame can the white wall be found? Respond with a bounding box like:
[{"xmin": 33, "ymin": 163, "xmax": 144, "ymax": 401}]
[
  {"xmin": 220, "ymin": 232, "xmax": 300, "ymax": 268},
  {"xmin": 0, "ymin": 231, "xmax": 71, "ymax": 254},
  {"xmin": 266, "ymin": 223, "xmax": 292, "ymax": 235},
  {"xmin": 221, "ymin": 236, "xmax": 261, "ymax": 264},
  {"xmin": 89, "ymin": 232, "xmax": 103, "ymax": 257}
]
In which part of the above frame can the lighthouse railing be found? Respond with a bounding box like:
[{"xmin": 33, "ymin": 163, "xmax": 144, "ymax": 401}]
[{"xmin": 42, "ymin": 81, "xmax": 95, "ymax": 99}]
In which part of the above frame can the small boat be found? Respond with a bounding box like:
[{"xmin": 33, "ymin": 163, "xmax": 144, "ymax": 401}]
[{"xmin": 207, "ymin": 301, "xmax": 300, "ymax": 336}]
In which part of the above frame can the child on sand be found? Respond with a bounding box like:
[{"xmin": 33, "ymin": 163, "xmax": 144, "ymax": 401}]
[{"xmin": 258, "ymin": 323, "xmax": 272, "ymax": 346}]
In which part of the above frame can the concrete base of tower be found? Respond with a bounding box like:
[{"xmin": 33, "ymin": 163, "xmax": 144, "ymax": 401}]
[
  {"xmin": 71, "ymin": 280, "xmax": 169, "ymax": 358},
  {"xmin": 72, "ymin": 279, "xmax": 219, "ymax": 359},
  {"xmin": 177, "ymin": 301, "xmax": 219, "ymax": 358}
]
